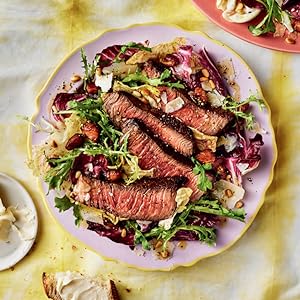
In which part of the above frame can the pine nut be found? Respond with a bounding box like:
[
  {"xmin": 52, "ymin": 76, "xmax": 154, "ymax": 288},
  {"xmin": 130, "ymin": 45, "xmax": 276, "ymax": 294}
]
[
  {"xmin": 121, "ymin": 228, "xmax": 127, "ymax": 238},
  {"xmin": 96, "ymin": 67, "xmax": 101, "ymax": 76},
  {"xmin": 154, "ymin": 240, "xmax": 163, "ymax": 249},
  {"xmin": 200, "ymin": 77, "xmax": 209, "ymax": 82},
  {"xmin": 71, "ymin": 74, "xmax": 82, "ymax": 83},
  {"xmin": 225, "ymin": 189, "xmax": 233, "ymax": 198},
  {"xmin": 285, "ymin": 37, "xmax": 296, "ymax": 44},
  {"xmin": 235, "ymin": 2, "xmax": 244, "ymax": 12},
  {"xmin": 160, "ymin": 250, "xmax": 169, "ymax": 258},
  {"xmin": 202, "ymin": 68, "xmax": 210, "ymax": 78},
  {"xmin": 209, "ymin": 79, "xmax": 216, "ymax": 89},
  {"xmin": 75, "ymin": 171, "xmax": 81, "ymax": 179},
  {"xmin": 235, "ymin": 200, "xmax": 244, "ymax": 208}
]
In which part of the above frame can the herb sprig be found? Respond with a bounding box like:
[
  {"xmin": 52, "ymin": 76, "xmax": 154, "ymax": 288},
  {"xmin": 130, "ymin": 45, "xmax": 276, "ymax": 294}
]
[
  {"xmin": 249, "ymin": 0, "xmax": 292, "ymax": 36},
  {"xmin": 80, "ymin": 48, "xmax": 100, "ymax": 87},
  {"xmin": 221, "ymin": 95, "xmax": 265, "ymax": 129},
  {"xmin": 122, "ymin": 69, "xmax": 185, "ymax": 89},
  {"xmin": 55, "ymin": 195, "xmax": 83, "ymax": 226},
  {"xmin": 114, "ymin": 41, "xmax": 152, "ymax": 63},
  {"xmin": 126, "ymin": 197, "xmax": 245, "ymax": 250},
  {"xmin": 192, "ymin": 157, "xmax": 213, "ymax": 192}
]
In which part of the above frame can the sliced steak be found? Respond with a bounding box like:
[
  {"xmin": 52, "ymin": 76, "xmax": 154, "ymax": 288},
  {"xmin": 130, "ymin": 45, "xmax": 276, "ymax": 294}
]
[
  {"xmin": 103, "ymin": 92, "xmax": 194, "ymax": 157},
  {"xmin": 163, "ymin": 91, "xmax": 233, "ymax": 136},
  {"xmin": 72, "ymin": 175, "xmax": 185, "ymax": 221},
  {"xmin": 121, "ymin": 120, "xmax": 203, "ymax": 200}
]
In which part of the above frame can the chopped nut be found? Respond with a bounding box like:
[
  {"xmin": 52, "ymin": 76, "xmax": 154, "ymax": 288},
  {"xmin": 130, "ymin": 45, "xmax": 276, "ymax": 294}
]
[
  {"xmin": 209, "ymin": 79, "xmax": 216, "ymax": 89},
  {"xmin": 121, "ymin": 228, "xmax": 127, "ymax": 238},
  {"xmin": 200, "ymin": 76, "xmax": 209, "ymax": 82},
  {"xmin": 71, "ymin": 74, "xmax": 82, "ymax": 83},
  {"xmin": 86, "ymin": 82, "xmax": 98, "ymax": 94},
  {"xmin": 132, "ymin": 90, "xmax": 141, "ymax": 98},
  {"xmin": 225, "ymin": 189, "xmax": 233, "ymax": 198},
  {"xmin": 82, "ymin": 121, "xmax": 100, "ymax": 142},
  {"xmin": 177, "ymin": 241, "xmax": 187, "ymax": 249},
  {"xmin": 96, "ymin": 67, "xmax": 101, "ymax": 76},
  {"xmin": 75, "ymin": 171, "xmax": 81, "ymax": 179},
  {"xmin": 65, "ymin": 134, "xmax": 84, "ymax": 150},
  {"xmin": 154, "ymin": 240, "xmax": 163, "ymax": 249},
  {"xmin": 202, "ymin": 68, "xmax": 209, "ymax": 78},
  {"xmin": 235, "ymin": 2, "xmax": 244, "ymax": 12},
  {"xmin": 196, "ymin": 149, "xmax": 216, "ymax": 163},
  {"xmin": 160, "ymin": 250, "xmax": 169, "ymax": 258},
  {"xmin": 285, "ymin": 37, "xmax": 296, "ymax": 44},
  {"xmin": 235, "ymin": 200, "xmax": 244, "ymax": 208}
]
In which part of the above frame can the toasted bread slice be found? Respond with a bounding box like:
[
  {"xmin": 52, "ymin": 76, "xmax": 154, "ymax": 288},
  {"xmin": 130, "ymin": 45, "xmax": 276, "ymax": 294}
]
[{"xmin": 42, "ymin": 272, "xmax": 120, "ymax": 300}]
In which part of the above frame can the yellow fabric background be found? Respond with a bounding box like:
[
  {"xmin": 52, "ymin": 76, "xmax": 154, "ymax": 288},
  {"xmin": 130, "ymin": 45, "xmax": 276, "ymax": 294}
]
[{"xmin": 0, "ymin": 0, "xmax": 299, "ymax": 299}]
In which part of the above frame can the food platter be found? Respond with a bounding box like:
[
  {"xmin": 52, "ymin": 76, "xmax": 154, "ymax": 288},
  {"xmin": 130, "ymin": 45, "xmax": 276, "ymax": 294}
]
[
  {"xmin": 192, "ymin": 1, "xmax": 300, "ymax": 53},
  {"xmin": 0, "ymin": 173, "xmax": 38, "ymax": 271},
  {"xmin": 29, "ymin": 23, "xmax": 277, "ymax": 271}
]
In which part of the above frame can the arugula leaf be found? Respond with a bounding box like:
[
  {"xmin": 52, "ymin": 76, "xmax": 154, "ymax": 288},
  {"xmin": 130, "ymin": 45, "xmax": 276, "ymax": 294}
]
[
  {"xmin": 73, "ymin": 204, "xmax": 83, "ymax": 226},
  {"xmin": 80, "ymin": 48, "xmax": 100, "ymax": 86},
  {"xmin": 55, "ymin": 195, "xmax": 83, "ymax": 226},
  {"xmin": 249, "ymin": 0, "xmax": 290, "ymax": 36},
  {"xmin": 55, "ymin": 195, "xmax": 74, "ymax": 212},
  {"xmin": 122, "ymin": 69, "xmax": 184, "ymax": 89},
  {"xmin": 45, "ymin": 155, "xmax": 76, "ymax": 190},
  {"xmin": 126, "ymin": 196, "xmax": 245, "ymax": 250},
  {"xmin": 114, "ymin": 42, "xmax": 152, "ymax": 63},
  {"xmin": 221, "ymin": 95, "xmax": 265, "ymax": 130},
  {"xmin": 192, "ymin": 157, "xmax": 212, "ymax": 192},
  {"xmin": 192, "ymin": 199, "xmax": 246, "ymax": 222}
]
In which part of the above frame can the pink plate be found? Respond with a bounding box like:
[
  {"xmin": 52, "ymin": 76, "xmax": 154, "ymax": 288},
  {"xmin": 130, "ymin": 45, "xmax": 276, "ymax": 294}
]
[
  {"xmin": 30, "ymin": 23, "xmax": 277, "ymax": 271},
  {"xmin": 192, "ymin": 1, "xmax": 300, "ymax": 53}
]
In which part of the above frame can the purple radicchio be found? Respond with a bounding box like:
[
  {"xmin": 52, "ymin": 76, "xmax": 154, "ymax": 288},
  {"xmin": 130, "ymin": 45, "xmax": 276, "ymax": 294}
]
[
  {"xmin": 223, "ymin": 133, "xmax": 264, "ymax": 186},
  {"xmin": 97, "ymin": 44, "xmax": 141, "ymax": 68},
  {"xmin": 52, "ymin": 93, "xmax": 86, "ymax": 121},
  {"xmin": 197, "ymin": 48, "xmax": 228, "ymax": 96},
  {"xmin": 87, "ymin": 220, "xmax": 135, "ymax": 246},
  {"xmin": 70, "ymin": 153, "xmax": 108, "ymax": 184}
]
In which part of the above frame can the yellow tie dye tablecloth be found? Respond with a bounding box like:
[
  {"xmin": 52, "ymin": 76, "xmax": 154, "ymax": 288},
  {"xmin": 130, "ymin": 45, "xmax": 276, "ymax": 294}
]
[{"xmin": 0, "ymin": 1, "xmax": 299, "ymax": 299}]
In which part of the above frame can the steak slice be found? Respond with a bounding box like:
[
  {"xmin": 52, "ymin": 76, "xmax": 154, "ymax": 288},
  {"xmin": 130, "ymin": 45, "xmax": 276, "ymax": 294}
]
[
  {"xmin": 103, "ymin": 92, "xmax": 194, "ymax": 157},
  {"xmin": 72, "ymin": 175, "xmax": 185, "ymax": 221},
  {"xmin": 121, "ymin": 120, "xmax": 203, "ymax": 200},
  {"xmin": 163, "ymin": 91, "xmax": 233, "ymax": 136}
]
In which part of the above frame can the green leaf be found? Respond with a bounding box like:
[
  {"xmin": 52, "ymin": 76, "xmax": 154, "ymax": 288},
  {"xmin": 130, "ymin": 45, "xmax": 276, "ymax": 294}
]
[
  {"xmin": 192, "ymin": 199, "xmax": 246, "ymax": 222},
  {"xmin": 55, "ymin": 195, "xmax": 73, "ymax": 212},
  {"xmin": 192, "ymin": 158, "xmax": 212, "ymax": 192},
  {"xmin": 122, "ymin": 69, "xmax": 184, "ymax": 89},
  {"xmin": 221, "ymin": 95, "xmax": 265, "ymax": 130},
  {"xmin": 114, "ymin": 42, "xmax": 152, "ymax": 62},
  {"xmin": 73, "ymin": 205, "xmax": 83, "ymax": 226},
  {"xmin": 248, "ymin": 0, "xmax": 290, "ymax": 37},
  {"xmin": 80, "ymin": 48, "xmax": 100, "ymax": 87}
]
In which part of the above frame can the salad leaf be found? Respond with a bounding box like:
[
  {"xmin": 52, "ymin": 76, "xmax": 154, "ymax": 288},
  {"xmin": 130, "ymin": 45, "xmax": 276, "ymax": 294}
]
[
  {"xmin": 80, "ymin": 48, "xmax": 100, "ymax": 86},
  {"xmin": 122, "ymin": 69, "xmax": 184, "ymax": 89},
  {"xmin": 126, "ymin": 196, "xmax": 245, "ymax": 250},
  {"xmin": 55, "ymin": 195, "xmax": 83, "ymax": 226},
  {"xmin": 249, "ymin": 0, "xmax": 292, "ymax": 36},
  {"xmin": 221, "ymin": 95, "xmax": 265, "ymax": 129},
  {"xmin": 114, "ymin": 41, "xmax": 152, "ymax": 63},
  {"xmin": 45, "ymin": 155, "xmax": 77, "ymax": 190},
  {"xmin": 55, "ymin": 195, "xmax": 74, "ymax": 212},
  {"xmin": 192, "ymin": 199, "xmax": 246, "ymax": 222},
  {"xmin": 192, "ymin": 157, "xmax": 213, "ymax": 192}
]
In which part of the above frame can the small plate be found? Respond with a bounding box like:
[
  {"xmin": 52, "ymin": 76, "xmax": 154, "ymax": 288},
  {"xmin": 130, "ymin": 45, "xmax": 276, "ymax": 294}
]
[
  {"xmin": 192, "ymin": 0, "xmax": 300, "ymax": 53},
  {"xmin": 0, "ymin": 173, "xmax": 38, "ymax": 271}
]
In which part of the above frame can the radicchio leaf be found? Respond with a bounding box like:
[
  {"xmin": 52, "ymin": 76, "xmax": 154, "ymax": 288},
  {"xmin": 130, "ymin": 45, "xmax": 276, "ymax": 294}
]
[
  {"xmin": 87, "ymin": 220, "xmax": 135, "ymax": 246},
  {"xmin": 223, "ymin": 133, "xmax": 264, "ymax": 185},
  {"xmin": 198, "ymin": 48, "xmax": 228, "ymax": 96},
  {"xmin": 70, "ymin": 153, "xmax": 108, "ymax": 183},
  {"xmin": 52, "ymin": 93, "xmax": 86, "ymax": 121}
]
